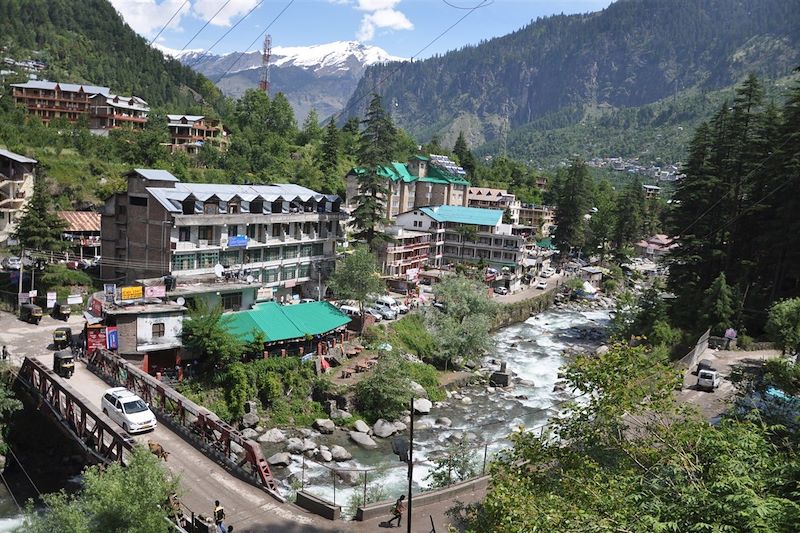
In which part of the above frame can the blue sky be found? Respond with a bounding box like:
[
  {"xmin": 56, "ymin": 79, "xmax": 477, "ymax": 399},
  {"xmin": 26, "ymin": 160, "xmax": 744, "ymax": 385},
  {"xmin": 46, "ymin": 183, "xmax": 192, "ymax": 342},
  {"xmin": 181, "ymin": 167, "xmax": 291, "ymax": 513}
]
[{"xmin": 111, "ymin": 0, "xmax": 613, "ymax": 58}]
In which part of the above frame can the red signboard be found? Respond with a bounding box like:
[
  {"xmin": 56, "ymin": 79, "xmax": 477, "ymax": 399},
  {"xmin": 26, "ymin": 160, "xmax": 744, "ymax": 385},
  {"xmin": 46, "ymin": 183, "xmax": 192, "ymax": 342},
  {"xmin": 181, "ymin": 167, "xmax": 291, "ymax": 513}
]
[
  {"xmin": 91, "ymin": 296, "xmax": 103, "ymax": 317},
  {"xmin": 144, "ymin": 285, "xmax": 166, "ymax": 298},
  {"xmin": 86, "ymin": 325, "xmax": 107, "ymax": 353}
]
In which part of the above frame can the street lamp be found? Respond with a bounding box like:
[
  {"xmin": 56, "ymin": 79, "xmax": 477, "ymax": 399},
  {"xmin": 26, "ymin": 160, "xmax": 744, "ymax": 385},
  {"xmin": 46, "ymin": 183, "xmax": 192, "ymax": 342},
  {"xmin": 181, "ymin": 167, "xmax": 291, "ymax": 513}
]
[{"xmin": 391, "ymin": 397, "xmax": 415, "ymax": 533}]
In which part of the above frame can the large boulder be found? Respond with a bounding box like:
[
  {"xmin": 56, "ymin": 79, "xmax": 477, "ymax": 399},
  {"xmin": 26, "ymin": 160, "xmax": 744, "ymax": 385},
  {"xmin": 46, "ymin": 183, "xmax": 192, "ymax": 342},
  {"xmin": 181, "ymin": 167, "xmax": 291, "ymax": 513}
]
[
  {"xmin": 258, "ymin": 428, "xmax": 286, "ymax": 443},
  {"xmin": 595, "ymin": 345, "xmax": 609, "ymax": 356},
  {"xmin": 301, "ymin": 438, "xmax": 318, "ymax": 452},
  {"xmin": 336, "ymin": 469, "xmax": 361, "ymax": 485},
  {"xmin": 413, "ymin": 398, "xmax": 432, "ymax": 414},
  {"xmin": 393, "ymin": 421, "xmax": 407, "ymax": 432},
  {"xmin": 349, "ymin": 431, "xmax": 378, "ymax": 449},
  {"xmin": 267, "ymin": 452, "xmax": 292, "ymax": 467},
  {"xmin": 241, "ymin": 411, "xmax": 260, "ymax": 429},
  {"xmin": 460, "ymin": 396, "xmax": 473, "ymax": 405},
  {"xmin": 353, "ymin": 419, "xmax": 371, "ymax": 433},
  {"xmin": 330, "ymin": 445, "xmax": 352, "ymax": 461},
  {"xmin": 318, "ymin": 449, "xmax": 333, "ymax": 462},
  {"xmin": 314, "ymin": 419, "xmax": 336, "ymax": 434},
  {"xmin": 244, "ymin": 400, "xmax": 259, "ymax": 414},
  {"xmin": 330, "ymin": 408, "xmax": 352, "ymax": 420},
  {"xmin": 373, "ymin": 419, "xmax": 399, "ymax": 438},
  {"xmin": 436, "ymin": 417, "xmax": 452, "ymax": 428},
  {"xmin": 285, "ymin": 437, "xmax": 305, "ymax": 454},
  {"xmin": 409, "ymin": 381, "xmax": 428, "ymax": 399},
  {"xmin": 230, "ymin": 441, "xmax": 244, "ymax": 456},
  {"xmin": 241, "ymin": 428, "xmax": 259, "ymax": 440}
]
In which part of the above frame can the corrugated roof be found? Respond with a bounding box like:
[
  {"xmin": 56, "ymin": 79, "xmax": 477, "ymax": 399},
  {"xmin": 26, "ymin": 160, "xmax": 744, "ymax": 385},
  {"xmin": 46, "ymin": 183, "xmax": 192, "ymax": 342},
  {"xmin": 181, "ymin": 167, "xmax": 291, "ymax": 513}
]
[
  {"xmin": 0, "ymin": 148, "xmax": 37, "ymax": 164},
  {"xmin": 227, "ymin": 301, "xmax": 351, "ymax": 343},
  {"xmin": 146, "ymin": 182, "xmax": 336, "ymax": 213},
  {"xmin": 167, "ymin": 114, "xmax": 205, "ymax": 124},
  {"xmin": 57, "ymin": 211, "xmax": 100, "ymax": 232},
  {"xmin": 419, "ymin": 205, "xmax": 502, "ymax": 226},
  {"xmin": 132, "ymin": 169, "xmax": 179, "ymax": 182},
  {"xmin": 11, "ymin": 80, "xmax": 110, "ymax": 95}
]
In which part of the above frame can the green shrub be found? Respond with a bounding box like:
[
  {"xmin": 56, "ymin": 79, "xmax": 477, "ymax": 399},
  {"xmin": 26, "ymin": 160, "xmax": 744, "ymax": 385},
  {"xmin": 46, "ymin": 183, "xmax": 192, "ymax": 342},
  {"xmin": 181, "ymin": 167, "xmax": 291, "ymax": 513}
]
[
  {"xmin": 391, "ymin": 314, "xmax": 437, "ymax": 360},
  {"xmin": 354, "ymin": 353, "xmax": 412, "ymax": 423},
  {"xmin": 762, "ymin": 359, "xmax": 800, "ymax": 396},
  {"xmin": 738, "ymin": 334, "xmax": 753, "ymax": 350},
  {"xmin": 404, "ymin": 362, "xmax": 446, "ymax": 402}
]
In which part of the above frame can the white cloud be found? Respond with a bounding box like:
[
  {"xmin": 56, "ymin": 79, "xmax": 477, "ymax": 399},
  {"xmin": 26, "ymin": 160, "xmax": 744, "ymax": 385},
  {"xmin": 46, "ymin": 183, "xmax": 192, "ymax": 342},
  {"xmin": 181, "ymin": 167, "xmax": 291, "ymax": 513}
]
[
  {"xmin": 109, "ymin": 0, "xmax": 190, "ymax": 36},
  {"xmin": 192, "ymin": 0, "xmax": 260, "ymax": 27},
  {"xmin": 356, "ymin": 0, "xmax": 402, "ymax": 10},
  {"xmin": 357, "ymin": 8, "xmax": 413, "ymax": 41}
]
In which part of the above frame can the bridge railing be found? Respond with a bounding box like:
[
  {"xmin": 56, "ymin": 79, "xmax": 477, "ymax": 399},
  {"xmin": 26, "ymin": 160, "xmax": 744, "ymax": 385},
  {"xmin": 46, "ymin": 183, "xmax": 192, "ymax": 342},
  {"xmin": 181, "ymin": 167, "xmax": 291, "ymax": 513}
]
[
  {"xmin": 87, "ymin": 349, "xmax": 284, "ymax": 502},
  {"xmin": 16, "ymin": 357, "xmax": 134, "ymax": 465}
]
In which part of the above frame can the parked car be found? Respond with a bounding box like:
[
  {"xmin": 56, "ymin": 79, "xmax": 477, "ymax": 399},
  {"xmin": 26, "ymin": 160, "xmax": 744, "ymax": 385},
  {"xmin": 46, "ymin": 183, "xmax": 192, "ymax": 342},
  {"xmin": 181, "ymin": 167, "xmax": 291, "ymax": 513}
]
[
  {"xmin": 299, "ymin": 298, "xmax": 316, "ymax": 304},
  {"xmin": 540, "ymin": 269, "xmax": 555, "ymax": 278},
  {"xmin": 339, "ymin": 305, "xmax": 361, "ymax": 317},
  {"xmin": 101, "ymin": 387, "xmax": 157, "ymax": 434},
  {"xmin": 2, "ymin": 256, "xmax": 21, "ymax": 270},
  {"xmin": 535, "ymin": 280, "xmax": 548, "ymax": 290},
  {"xmin": 494, "ymin": 286, "xmax": 509, "ymax": 295},
  {"xmin": 372, "ymin": 302, "xmax": 397, "ymax": 320},
  {"xmin": 374, "ymin": 295, "xmax": 407, "ymax": 314},
  {"xmin": 696, "ymin": 369, "xmax": 721, "ymax": 392},
  {"xmin": 694, "ymin": 358, "xmax": 716, "ymax": 375},
  {"xmin": 365, "ymin": 308, "xmax": 383, "ymax": 321}
]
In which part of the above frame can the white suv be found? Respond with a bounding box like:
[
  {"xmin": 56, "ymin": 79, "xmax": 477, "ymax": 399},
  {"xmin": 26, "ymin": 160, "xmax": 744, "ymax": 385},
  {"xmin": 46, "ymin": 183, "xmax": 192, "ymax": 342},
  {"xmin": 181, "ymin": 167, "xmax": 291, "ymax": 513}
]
[{"xmin": 101, "ymin": 387, "xmax": 157, "ymax": 434}]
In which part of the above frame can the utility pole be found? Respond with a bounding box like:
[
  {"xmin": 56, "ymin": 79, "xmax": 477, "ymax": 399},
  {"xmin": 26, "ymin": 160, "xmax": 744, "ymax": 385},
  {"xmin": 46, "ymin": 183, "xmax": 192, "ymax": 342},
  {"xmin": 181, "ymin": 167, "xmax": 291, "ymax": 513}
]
[
  {"xmin": 17, "ymin": 249, "xmax": 23, "ymax": 302},
  {"xmin": 258, "ymin": 34, "xmax": 272, "ymax": 95},
  {"xmin": 407, "ymin": 397, "xmax": 414, "ymax": 533}
]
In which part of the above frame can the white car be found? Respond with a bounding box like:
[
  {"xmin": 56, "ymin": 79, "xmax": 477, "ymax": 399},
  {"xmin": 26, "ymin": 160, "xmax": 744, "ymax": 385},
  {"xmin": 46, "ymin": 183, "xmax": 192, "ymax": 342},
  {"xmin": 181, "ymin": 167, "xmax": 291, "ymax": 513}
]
[
  {"xmin": 540, "ymin": 269, "xmax": 555, "ymax": 278},
  {"xmin": 2, "ymin": 256, "xmax": 21, "ymax": 271},
  {"xmin": 101, "ymin": 387, "xmax": 157, "ymax": 434},
  {"xmin": 494, "ymin": 286, "xmax": 509, "ymax": 295},
  {"xmin": 535, "ymin": 280, "xmax": 548, "ymax": 290},
  {"xmin": 365, "ymin": 307, "xmax": 384, "ymax": 321},
  {"xmin": 696, "ymin": 370, "xmax": 721, "ymax": 392},
  {"xmin": 373, "ymin": 302, "xmax": 397, "ymax": 320}
]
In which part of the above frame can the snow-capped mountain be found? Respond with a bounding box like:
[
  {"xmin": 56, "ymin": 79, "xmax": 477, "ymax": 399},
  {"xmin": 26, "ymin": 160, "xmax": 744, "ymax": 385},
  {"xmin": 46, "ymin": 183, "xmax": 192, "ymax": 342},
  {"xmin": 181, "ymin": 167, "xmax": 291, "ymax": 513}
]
[{"xmin": 156, "ymin": 41, "xmax": 405, "ymax": 120}]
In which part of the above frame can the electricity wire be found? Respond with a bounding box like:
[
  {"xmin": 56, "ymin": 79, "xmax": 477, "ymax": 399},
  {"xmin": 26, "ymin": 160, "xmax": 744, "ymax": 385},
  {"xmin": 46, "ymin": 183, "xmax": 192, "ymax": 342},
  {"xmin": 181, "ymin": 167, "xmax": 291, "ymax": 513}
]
[
  {"xmin": 177, "ymin": 0, "xmax": 234, "ymax": 53},
  {"xmin": 148, "ymin": 0, "xmax": 191, "ymax": 46},
  {"xmin": 185, "ymin": 0, "xmax": 269, "ymax": 68}
]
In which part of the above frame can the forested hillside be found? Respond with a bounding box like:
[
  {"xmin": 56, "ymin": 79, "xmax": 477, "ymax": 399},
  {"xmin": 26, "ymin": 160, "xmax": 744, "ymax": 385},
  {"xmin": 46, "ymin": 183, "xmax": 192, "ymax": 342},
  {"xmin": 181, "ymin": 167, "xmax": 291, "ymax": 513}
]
[
  {"xmin": 0, "ymin": 0, "xmax": 222, "ymax": 109},
  {"xmin": 346, "ymin": 0, "xmax": 800, "ymax": 162}
]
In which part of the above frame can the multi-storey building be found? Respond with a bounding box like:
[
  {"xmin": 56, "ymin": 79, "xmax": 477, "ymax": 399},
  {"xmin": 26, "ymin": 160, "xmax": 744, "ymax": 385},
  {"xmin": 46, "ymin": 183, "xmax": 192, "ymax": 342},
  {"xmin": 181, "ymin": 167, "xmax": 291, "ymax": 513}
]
[
  {"xmin": 101, "ymin": 169, "xmax": 345, "ymax": 308},
  {"xmin": 10, "ymin": 79, "xmax": 149, "ymax": 129},
  {"xmin": 166, "ymin": 115, "xmax": 229, "ymax": 154},
  {"xmin": 0, "ymin": 148, "xmax": 36, "ymax": 237},
  {"xmin": 642, "ymin": 184, "xmax": 661, "ymax": 200},
  {"xmin": 518, "ymin": 203, "xmax": 556, "ymax": 236},
  {"xmin": 394, "ymin": 205, "xmax": 526, "ymax": 288},
  {"xmin": 58, "ymin": 211, "xmax": 101, "ymax": 260},
  {"xmin": 468, "ymin": 187, "xmax": 520, "ymax": 223},
  {"xmin": 346, "ymin": 154, "xmax": 470, "ymax": 219},
  {"xmin": 89, "ymin": 93, "xmax": 149, "ymax": 130},
  {"xmin": 378, "ymin": 226, "xmax": 431, "ymax": 280}
]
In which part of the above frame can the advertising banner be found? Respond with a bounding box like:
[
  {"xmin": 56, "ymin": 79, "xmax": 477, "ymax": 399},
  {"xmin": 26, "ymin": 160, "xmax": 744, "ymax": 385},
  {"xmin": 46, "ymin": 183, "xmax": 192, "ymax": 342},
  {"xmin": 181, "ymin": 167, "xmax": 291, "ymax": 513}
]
[
  {"xmin": 28, "ymin": 289, "xmax": 38, "ymax": 298},
  {"xmin": 120, "ymin": 286, "xmax": 143, "ymax": 300},
  {"xmin": 46, "ymin": 292, "xmax": 57, "ymax": 309},
  {"xmin": 91, "ymin": 297, "xmax": 103, "ymax": 317},
  {"xmin": 86, "ymin": 326, "xmax": 107, "ymax": 353},
  {"xmin": 67, "ymin": 294, "xmax": 83, "ymax": 305},
  {"xmin": 17, "ymin": 293, "xmax": 29, "ymax": 304},
  {"xmin": 106, "ymin": 326, "xmax": 119, "ymax": 350},
  {"xmin": 104, "ymin": 284, "xmax": 116, "ymax": 303},
  {"xmin": 227, "ymin": 235, "xmax": 249, "ymax": 247},
  {"xmin": 144, "ymin": 285, "xmax": 166, "ymax": 298}
]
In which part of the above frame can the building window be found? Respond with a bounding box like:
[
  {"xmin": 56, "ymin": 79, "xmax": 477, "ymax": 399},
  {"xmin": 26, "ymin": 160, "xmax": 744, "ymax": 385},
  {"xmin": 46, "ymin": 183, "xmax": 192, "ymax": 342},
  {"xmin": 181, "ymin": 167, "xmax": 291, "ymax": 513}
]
[
  {"xmin": 312, "ymin": 243, "xmax": 324, "ymax": 256},
  {"xmin": 228, "ymin": 202, "xmax": 240, "ymax": 214},
  {"xmin": 281, "ymin": 265, "xmax": 296, "ymax": 280},
  {"xmin": 264, "ymin": 246, "xmax": 281, "ymax": 261},
  {"xmin": 129, "ymin": 196, "xmax": 148, "ymax": 207},
  {"xmin": 298, "ymin": 263, "xmax": 311, "ymax": 278},
  {"xmin": 171, "ymin": 254, "xmax": 195, "ymax": 271},
  {"xmin": 244, "ymin": 248, "xmax": 262, "ymax": 263},
  {"xmin": 272, "ymin": 224, "xmax": 282, "ymax": 237},
  {"xmin": 221, "ymin": 250, "xmax": 241, "ymax": 267},
  {"xmin": 203, "ymin": 202, "xmax": 219, "ymax": 215},
  {"xmin": 283, "ymin": 245, "xmax": 298, "ymax": 259},
  {"xmin": 228, "ymin": 225, "xmax": 238, "ymax": 237},
  {"xmin": 222, "ymin": 292, "xmax": 242, "ymax": 311},
  {"xmin": 300, "ymin": 244, "xmax": 313, "ymax": 257},
  {"xmin": 198, "ymin": 226, "xmax": 213, "ymax": 242},
  {"xmin": 198, "ymin": 251, "xmax": 219, "ymax": 268},
  {"xmin": 152, "ymin": 323, "xmax": 165, "ymax": 338},
  {"xmin": 178, "ymin": 227, "xmax": 191, "ymax": 242},
  {"xmin": 247, "ymin": 224, "xmax": 257, "ymax": 238},
  {"xmin": 263, "ymin": 268, "xmax": 279, "ymax": 283}
]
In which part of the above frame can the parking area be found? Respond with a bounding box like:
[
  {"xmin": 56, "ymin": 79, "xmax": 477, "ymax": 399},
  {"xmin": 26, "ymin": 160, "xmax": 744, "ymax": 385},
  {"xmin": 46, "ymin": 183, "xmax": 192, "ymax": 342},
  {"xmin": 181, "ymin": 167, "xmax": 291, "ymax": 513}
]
[{"xmin": 0, "ymin": 309, "xmax": 85, "ymax": 365}]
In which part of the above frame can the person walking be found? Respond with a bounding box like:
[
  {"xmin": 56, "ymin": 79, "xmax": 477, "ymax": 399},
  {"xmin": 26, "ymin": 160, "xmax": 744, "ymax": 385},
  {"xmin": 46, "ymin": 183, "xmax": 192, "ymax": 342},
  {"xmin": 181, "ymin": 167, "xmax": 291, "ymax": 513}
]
[
  {"xmin": 1, "ymin": 346, "xmax": 8, "ymax": 361},
  {"xmin": 387, "ymin": 494, "xmax": 405, "ymax": 528},
  {"xmin": 213, "ymin": 500, "xmax": 226, "ymax": 533}
]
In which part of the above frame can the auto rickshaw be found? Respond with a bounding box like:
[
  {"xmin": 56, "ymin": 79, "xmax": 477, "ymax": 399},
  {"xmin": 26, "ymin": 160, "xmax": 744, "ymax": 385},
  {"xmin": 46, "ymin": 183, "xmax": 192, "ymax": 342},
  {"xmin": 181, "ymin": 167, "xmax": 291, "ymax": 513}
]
[
  {"xmin": 19, "ymin": 303, "xmax": 43, "ymax": 325},
  {"xmin": 51, "ymin": 303, "xmax": 71, "ymax": 321},
  {"xmin": 53, "ymin": 350, "xmax": 75, "ymax": 379},
  {"xmin": 53, "ymin": 327, "xmax": 73, "ymax": 349}
]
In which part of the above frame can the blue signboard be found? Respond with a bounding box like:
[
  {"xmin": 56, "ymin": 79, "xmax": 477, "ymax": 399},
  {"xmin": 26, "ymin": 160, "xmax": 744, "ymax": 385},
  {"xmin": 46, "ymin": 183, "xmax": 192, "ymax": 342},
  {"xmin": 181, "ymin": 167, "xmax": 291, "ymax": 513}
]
[
  {"xmin": 106, "ymin": 326, "xmax": 119, "ymax": 350},
  {"xmin": 228, "ymin": 235, "xmax": 249, "ymax": 247}
]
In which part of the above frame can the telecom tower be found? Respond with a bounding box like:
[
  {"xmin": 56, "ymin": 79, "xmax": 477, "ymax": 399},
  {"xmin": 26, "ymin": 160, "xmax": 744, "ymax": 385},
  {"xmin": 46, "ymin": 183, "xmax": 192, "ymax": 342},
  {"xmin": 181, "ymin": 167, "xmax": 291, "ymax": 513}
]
[{"xmin": 258, "ymin": 34, "xmax": 272, "ymax": 95}]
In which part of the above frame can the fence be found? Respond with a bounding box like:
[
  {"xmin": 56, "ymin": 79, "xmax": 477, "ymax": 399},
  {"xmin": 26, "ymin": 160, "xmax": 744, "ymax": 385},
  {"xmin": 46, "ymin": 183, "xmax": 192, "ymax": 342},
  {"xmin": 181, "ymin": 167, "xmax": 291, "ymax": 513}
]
[
  {"xmin": 678, "ymin": 328, "xmax": 710, "ymax": 370},
  {"xmin": 86, "ymin": 348, "xmax": 284, "ymax": 501}
]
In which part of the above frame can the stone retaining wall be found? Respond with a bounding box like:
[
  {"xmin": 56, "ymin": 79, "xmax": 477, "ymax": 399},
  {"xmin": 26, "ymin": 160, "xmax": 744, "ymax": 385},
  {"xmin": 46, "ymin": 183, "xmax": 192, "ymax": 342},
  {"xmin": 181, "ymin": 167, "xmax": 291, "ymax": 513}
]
[{"xmin": 492, "ymin": 290, "xmax": 556, "ymax": 330}]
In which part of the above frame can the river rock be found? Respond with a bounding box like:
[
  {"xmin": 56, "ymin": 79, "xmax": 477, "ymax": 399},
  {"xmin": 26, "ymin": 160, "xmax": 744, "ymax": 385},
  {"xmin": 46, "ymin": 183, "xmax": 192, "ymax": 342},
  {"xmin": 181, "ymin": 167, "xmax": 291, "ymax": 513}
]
[
  {"xmin": 241, "ymin": 428, "xmax": 259, "ymax": 440},
  {"xmin": 373, "ymin": 419, "xmax": 399, "ymax": 438},
  {"xmin": 349, "ymin": 431, "xmax": 378, "ymax": 449},
  {"xmin": 336, "ymin": 469, "xmax": 361, "ymax": 485},
  {"xmin": 267, "ymin": 452, "xmax": 292, "ymax": 467},
  {"xmin": 230, "ymin": 441, "xmax": 244, "ymax": 456},
  {"xmin": 436, "ymin": 417, "xmax": 452, "ymax": 427},
  {"xmin": 298, "ymin": 428, "xmax": 313, "ymax": 438},
  {"xmin": 553, "ymin": 382, "xmax": 566, "ymax": 392},
  {"xmin": 255, "ymin": 425, "xmax": 264, "ymax": 433},
  {"xmin": 314, "ymin": 419, "xmax": 336, "ymax": 434},
  {"xmin": 393, "ymin": 421, "xmax": 407, "ymax": 432},
  {"xmin": 301, "ymin": 438, "xmax": 317, "ymax": 452},
  {"xmin": 318, "ymin": 449, "xmax": 333, "ymax": 462},
  {"xmin": 244, "ymin": 400, "xmax": 259, "ymax": 414},
  {"xmin": 285, "ymin": 437, "xmax": 305, "ymax": 454},
  {"xmin": 595, "ymin": 345, "xmax": 609, "ymax": 356},
  {"xmin": 409, "ymin": 381, "xmax": 428, "ymax": 399},
  {"xmin": 258, "ymin": 428, "xmax": 286, "ymax": 443},
  {"xmin": 241, "ymin": 411, "xmax": 260, "ymax": 429},
  {"xmin": 415, "ymin": 421, "xmax": 433, "ymax": 431},
  {"xmin": 330, "ymin": 408, "xmax": 352, "ymax": 420},
  {"xmin": 353, "ymin": 419, "xmax": 371, "ymax": 433},
  {"xmin": 461, "ymin": 396, "xmax": 473, "ymax": 405},
  {"xmin": 413, "ymin": 398, "xmax": 432, "ymax": 414},
  {"xmin": 330, "ymin": 445, "xmax": 352, "ymax": 461}
]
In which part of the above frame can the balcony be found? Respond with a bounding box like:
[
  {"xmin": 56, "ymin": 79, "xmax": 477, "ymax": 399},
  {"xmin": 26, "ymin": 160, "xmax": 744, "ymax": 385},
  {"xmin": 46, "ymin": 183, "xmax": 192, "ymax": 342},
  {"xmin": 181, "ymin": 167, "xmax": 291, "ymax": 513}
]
[{"xmin": 172, "ymin": 211, "xmax": 347, "ymax": 227}]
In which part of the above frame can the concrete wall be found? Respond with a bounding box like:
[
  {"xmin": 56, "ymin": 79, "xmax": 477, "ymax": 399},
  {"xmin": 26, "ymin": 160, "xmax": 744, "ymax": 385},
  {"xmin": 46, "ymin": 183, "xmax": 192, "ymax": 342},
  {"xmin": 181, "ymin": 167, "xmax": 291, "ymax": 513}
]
[
  {"xmin": 136, "ymin": 312, "xmax": 183, "ymax": 349},
  {"xmin": 295, "ymin": 491, "xmax": 340, "ymax": 520},
  {"xmin": 355, "ymin": 475, "xmax": 490, "ymax": 521}
]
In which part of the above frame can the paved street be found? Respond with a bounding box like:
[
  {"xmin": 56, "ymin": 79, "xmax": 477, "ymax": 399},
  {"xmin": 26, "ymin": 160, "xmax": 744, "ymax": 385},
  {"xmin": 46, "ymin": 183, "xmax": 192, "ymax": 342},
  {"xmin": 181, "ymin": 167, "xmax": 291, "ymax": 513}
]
[{"xmin": 493, "ymin": 271, "xmax": 566, "ymax": 304}]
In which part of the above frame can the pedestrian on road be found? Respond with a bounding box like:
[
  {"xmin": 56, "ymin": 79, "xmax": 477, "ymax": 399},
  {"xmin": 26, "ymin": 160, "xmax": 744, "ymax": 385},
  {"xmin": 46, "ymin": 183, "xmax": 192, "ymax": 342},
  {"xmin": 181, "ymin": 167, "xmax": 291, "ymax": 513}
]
[
  {"xmin": 213, "ymin": 500, "xmax": 226, "ymax": 533},
  {"xmin": 227, "ymin": 527, "xmax": 234, "ymax": 533},
  {"xmin": 387, "ymin": 494, "xmax": 405, "ymax": 528},
  {"xmin": 1, "ymin": 345, "xmax": 8, "ymax": 361}
]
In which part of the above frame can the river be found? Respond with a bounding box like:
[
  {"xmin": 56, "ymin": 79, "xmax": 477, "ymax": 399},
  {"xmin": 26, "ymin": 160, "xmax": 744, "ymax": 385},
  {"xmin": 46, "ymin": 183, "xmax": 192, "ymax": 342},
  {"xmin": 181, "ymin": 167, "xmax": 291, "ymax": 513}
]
[{"xmin": 275, "ymin": 306, "xmax": 611, "ymax": 513}]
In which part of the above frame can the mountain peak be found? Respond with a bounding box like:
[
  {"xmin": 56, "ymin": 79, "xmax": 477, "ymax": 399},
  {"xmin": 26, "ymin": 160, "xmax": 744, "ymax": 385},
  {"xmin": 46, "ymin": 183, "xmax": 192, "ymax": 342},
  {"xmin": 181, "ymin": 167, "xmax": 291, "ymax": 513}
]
[{"xmin": 272, "ymin": 40, "xmax": 406, "ymax": 71}]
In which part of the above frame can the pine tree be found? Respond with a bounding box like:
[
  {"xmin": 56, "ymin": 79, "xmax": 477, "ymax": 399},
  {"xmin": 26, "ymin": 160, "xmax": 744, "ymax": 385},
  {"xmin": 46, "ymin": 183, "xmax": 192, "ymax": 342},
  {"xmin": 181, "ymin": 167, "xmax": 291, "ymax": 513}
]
[
  {"xmin": 588, "ymin": 179, "xmax": 617, "ymax": 261},
  {"xmin": 265, "ymin": 92, "xmax": 297, "ymax": 137},
  {"xmin": 613, "ymin": 178, "xmax": 645, "ymax": 248},
  {"xmin": 352, "ymin": 94, "xmax": 397, "ymax": 249},
  {"xmin": 701, "ymin": 272, "xmax": 735, "ymax": 335},
  {"xmin": 298, "ymin": 109, "xmax": 323, "ymax": 145},
  {"xmin": 452, "ymin": 131, "xmax": 476, "ymax": 176},
  {"xmin": 320, "ymin": 117, "xmax": 340, "ymax": 175},
  {"xmin": 553, "ymin": 158, "xmax": 592, "ymax": 257},
  {"xmin": 13, "ymin": 172, "xmax": 68, "ymax": 252}
]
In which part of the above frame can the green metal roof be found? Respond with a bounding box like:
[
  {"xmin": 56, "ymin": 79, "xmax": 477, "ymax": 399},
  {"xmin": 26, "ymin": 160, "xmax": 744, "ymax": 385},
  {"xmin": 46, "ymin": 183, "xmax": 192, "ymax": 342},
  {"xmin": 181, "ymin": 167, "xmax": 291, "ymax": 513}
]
[
  {"xmin": 537, "ymin": 238, "xmax": 557, "ymax": 250},
  {"xmin": 227, "ymin": 301, "xmax": 351, "ymax": 343},
  {"xmin": 420, "ymin": 205, "xmax": 502, "ymax": 226},
  {"xmin": 424, "ymin": 164, "xmax": 470, "ymax": 185},
  {"xmin": 410, "ymin": 155, "xmax": 430, "ymax": 161},
  {"xmin": 349, "ymin": 160, "xmax": 469, "ymax": 186}
]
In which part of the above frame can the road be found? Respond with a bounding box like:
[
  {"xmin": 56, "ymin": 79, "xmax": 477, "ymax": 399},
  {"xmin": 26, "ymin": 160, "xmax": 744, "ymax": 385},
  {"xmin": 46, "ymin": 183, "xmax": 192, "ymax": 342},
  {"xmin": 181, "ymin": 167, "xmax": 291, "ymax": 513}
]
[
  {"xmin": 677, "ymin": 347, "xmax": 780, "ymax": 421},
  {"xmin": 493, "ymin": 271, "xmax": 566, "ymax": 304},
  {"xmin": 0, "ymin": 311, "xmax": 476, "ymax": 532}
]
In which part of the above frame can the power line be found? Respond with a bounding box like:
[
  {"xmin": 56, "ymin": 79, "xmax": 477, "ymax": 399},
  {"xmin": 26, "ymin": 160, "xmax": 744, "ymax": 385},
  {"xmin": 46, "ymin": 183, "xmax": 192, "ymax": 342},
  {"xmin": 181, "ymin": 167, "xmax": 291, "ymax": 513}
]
[
  {"xmin": 148, "ymin": 0, "xmax": 191, "ymax": 46},
  {"xmin": 332, "ymin": 0, "xmax": 490, "ymax": 124},
  {"xmin": 177, "ymin": 0, "xmax": 233, "ymax": 53},
  {"xmin": 0, "ymin": 469, "xmax": 21, "ymax": 512},
  {"xmin": 212, "ymin": 0, "xmax": 297, "ymax": 85},
  {"xmin": 185, "ymin": 0, "xmax": 268, "ymax": 69},
  {"xmin": 6, "ymin": 446, "xmax": 43, "ymax": 498}
]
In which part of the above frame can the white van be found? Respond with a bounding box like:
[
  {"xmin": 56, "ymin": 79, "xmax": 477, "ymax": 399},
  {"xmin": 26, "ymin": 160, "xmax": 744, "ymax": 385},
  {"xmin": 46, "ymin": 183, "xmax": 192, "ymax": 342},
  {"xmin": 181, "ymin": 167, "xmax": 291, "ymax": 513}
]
[
  {"xmin": 339, "ymin": 305, "xmax": 361, "ymax": 317},
  {"xmin": 374, "ymin": 295, "xmax": 408, "ymax": 314}
]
